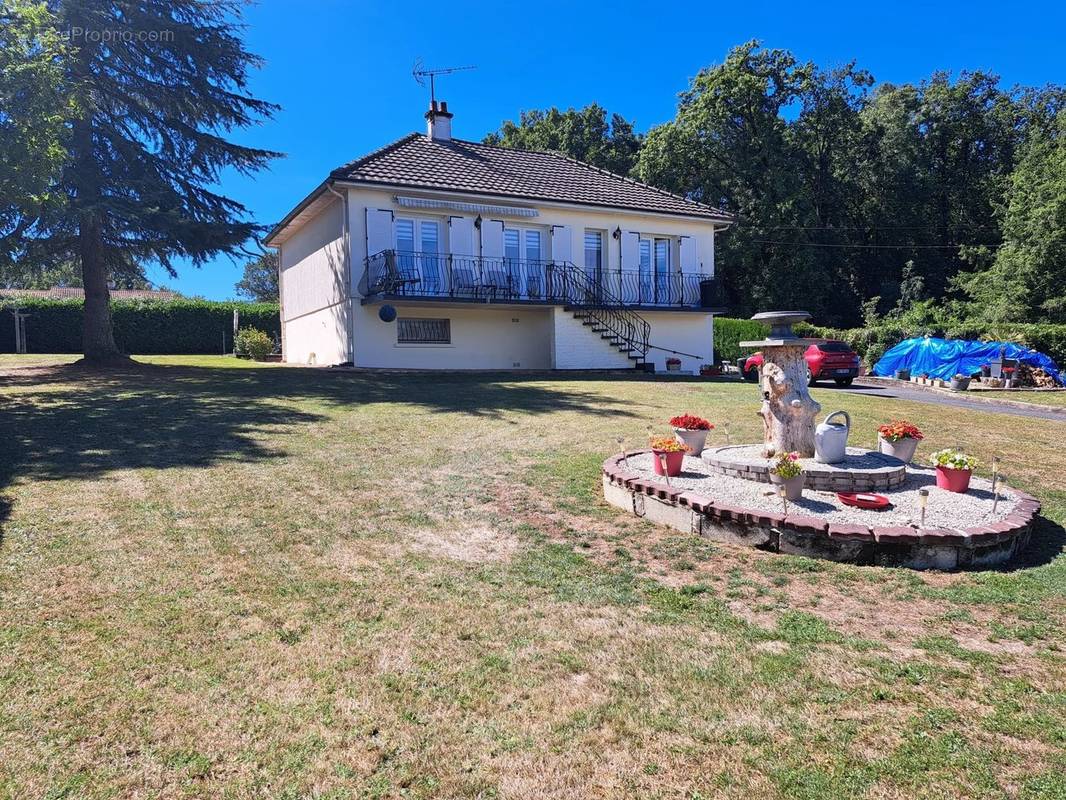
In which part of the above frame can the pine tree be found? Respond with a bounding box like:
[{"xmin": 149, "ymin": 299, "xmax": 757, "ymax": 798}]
[{"xmin": 35, "ymin": 0, "xmax": 280, "ymax": 362}]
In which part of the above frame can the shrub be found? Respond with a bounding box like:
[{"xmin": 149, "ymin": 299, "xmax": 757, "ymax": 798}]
[
  {"xmin": 234, "ymin": 326, "xmax": 273, "ymax": 360},
  {"xmin": 0, "ymin": 297, "xmax": 280, "ymax": 354},
  {"xmin": 713, "ymin": 318, "xmax": 768, "ymax": 364}
]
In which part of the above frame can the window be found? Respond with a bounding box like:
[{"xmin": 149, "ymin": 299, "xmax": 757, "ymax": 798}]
[
  {"xmin": 395, "ymin": 217, "xmax": 442, "ymax": 292},
  {"xmin": 637, "ymin": 236, "xmax": 674, "ymax": 304},
  {"xmin": 584, "ymin": 230, "xmax": 603, "ymax": 272},
  {"xmin": 504, "ymin": 227, "xmax": 543, "ymax": 262},
  {"xmin": 638, "ymin": 239, "xmax": 653, "ymax": 302},
  {"xmin": 396, "ymin": 218, "xmax": 415, "ymax": 252},
  {"xmin": 397, "ymin": 318, "xmax": 450, "ymax": 344}
]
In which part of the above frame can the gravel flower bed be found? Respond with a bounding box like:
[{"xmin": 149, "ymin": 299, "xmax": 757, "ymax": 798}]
[{"xmin": 626, "ymin": 452, "xmax": 1016, "ymax": 529}]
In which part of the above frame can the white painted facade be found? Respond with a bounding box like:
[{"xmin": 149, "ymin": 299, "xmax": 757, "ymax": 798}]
[{"xmin": 272, "ymin": 181, "xmax": 726, "ymax": 372}]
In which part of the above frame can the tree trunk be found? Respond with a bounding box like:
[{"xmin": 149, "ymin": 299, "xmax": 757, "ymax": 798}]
[
  {"xmin": 758, "ymin": 346, "xmax": 821, "ymax": 457},
  {"xmin": 79, "ymin": 211, "xmax": 123, "ymax": 362}
]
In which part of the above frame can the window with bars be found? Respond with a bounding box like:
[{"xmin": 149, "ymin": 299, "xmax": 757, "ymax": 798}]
[{"xmin": 397, "ymin": 318, "xmax": 451, "ymax": 344}]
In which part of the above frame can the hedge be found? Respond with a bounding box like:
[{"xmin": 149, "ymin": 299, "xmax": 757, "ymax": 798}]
[
  {"xmin": 712, "ymin": 317, "xmax": 768, "ymax": 364},
  {"xmin": 0, "ymin": 297, "xmax": 280, "ymax": 354},
  {"xmin": 795, "ymin": 322, "xmax": 1066, "ymax": 368}
]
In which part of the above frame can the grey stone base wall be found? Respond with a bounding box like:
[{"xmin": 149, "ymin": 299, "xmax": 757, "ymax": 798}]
[{"xmin": 603, "ymin": 453, "xmax": 1039, "ymax": 571}]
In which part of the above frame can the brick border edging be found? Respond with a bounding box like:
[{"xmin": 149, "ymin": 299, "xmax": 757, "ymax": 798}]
[{"xmin": 603, "ymin": 451, "xmax": 1040, "ymax": 570}]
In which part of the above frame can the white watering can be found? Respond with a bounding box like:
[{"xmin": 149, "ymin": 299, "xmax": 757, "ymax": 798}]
[{"xmin": 815, "ymin": 410, "xmax": 851, "ymax": 464}]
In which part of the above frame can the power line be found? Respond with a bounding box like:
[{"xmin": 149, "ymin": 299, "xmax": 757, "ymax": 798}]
[{"xmin": 750, "ymin": 240, "xmax": 1001, "ymax": 249}]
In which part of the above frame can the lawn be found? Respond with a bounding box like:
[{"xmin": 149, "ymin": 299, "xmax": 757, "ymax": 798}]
[
  {"xmin": 1, "ymin": 355, "xmax": 1063, "ymax": 800},
  {"xmin": 970, "ymin": 389, "xmax": 1066, "ymax": 409}
]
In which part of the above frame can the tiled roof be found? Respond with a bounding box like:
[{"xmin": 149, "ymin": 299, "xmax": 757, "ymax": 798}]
[
  {"xmin": 0, "ymin": 287, "xmax": 178, "ymax": 300},
  {"xmin": 329, "ymin": 133, "xmax": 732, "ymax": 221}
]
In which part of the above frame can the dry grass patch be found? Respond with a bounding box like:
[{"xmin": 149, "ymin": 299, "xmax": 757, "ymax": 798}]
[{"xmin": 1, "ymin": 356, "xmax": 1063, "ymax": 799}]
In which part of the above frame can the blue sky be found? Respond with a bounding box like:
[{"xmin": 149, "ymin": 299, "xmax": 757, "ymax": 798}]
[{"xmin": 151, "ymin": 0, "xmax": 1066, "ymax": 299}]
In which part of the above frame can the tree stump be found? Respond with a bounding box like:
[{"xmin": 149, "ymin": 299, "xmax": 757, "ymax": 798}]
[{"xmin": 757, "ymin": 346, "xmax": 821, "ymax": 457}]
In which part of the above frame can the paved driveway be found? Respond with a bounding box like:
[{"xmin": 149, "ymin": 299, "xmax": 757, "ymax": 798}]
[{"xmin": 823, "ymin": 379, "xmax": 1066, "ymax": 422}]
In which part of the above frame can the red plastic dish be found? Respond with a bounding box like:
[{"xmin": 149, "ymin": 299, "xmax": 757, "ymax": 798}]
[{"xmin": 836, "ymin": 492, "xmax": 891, "ymax": 510}]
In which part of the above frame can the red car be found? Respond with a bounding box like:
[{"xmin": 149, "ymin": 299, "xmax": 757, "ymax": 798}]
[{"xmin": 742, "ymin": 341, "xmax": 861, "ymax": 386}]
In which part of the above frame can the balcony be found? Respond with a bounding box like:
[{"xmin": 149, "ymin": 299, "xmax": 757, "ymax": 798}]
[{"xmin": 362, "ymin": 250, "xmax": 720, "ymax": 310}]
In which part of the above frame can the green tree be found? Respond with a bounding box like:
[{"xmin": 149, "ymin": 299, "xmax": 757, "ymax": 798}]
[
  {"xmin": 639, "ymin": 42, "xmax": 833, "ymax": 319},
  {"xmin": 0, "ymin": 257, "xmax": 150, "ymax": 289},
  {"xmin": 485, "ymin": 104, "xmax": 642, "ymax": 175},
  {"xmin": 21, "ymin": 0, "xmax": 280, "ymax": 362},
  {"xmin": 958, "ymin": 106, "xmax": 1066, "ymax": 322},
  {"xmin": 857, "ymin": 72, "xmax": 1022, "ymax": 304},
  {"xmin": 235, "ymin": 250, "xmax": 278, "ymax": 302},
  {"xmin": 0, "ymin": 0, "xmax": 69, "ymax": 265}
]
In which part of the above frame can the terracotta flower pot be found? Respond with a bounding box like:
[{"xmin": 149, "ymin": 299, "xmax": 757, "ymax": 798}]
[
  {"xmin": 769, "ymin": 473, "xmax": 804, "ymax": 500},
  {"xmin": 878, "ymin": 435, "xmax": 919, "ymax": 463},
  {"xmin": 674, "ymin": 428, "xmax": 708, "ymax": 455},
  {"xmin": 935, "ymin": 466, "xmax": 972, "ymax": 493},
  {"xmin": 652, "ymin": 449, "xmax": 685, "ymax": 477}
]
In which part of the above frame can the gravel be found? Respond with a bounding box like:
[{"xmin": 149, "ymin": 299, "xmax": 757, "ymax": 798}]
[{"xmin": 626, "ymin": 453, "xmax": 1017, "ymax": 529}]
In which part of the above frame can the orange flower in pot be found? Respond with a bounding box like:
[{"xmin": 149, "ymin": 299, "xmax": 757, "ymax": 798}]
[
  {"xmin": 877, "ymin": 420, "xmax": 924, "ymax": 463},
  {"xmin": 649, "ymin": 436, "xmax": 690, "ymax": 477}
]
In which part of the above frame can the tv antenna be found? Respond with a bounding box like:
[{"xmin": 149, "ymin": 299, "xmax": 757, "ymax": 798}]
[{"xmin": 412, "ymin": 60, "xmax": 477, "ymax": 105}]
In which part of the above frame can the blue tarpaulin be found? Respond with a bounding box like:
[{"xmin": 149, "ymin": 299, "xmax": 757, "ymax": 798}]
[{"xmin": 872, "ymin": 337, "xmax": 1063, "ymax": 385}]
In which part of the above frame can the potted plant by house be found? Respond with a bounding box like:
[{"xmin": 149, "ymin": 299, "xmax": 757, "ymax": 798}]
[
  {"xmin": 768, "ymin": 451, "xmax": 804, "ymax": 500},
  {"xmin": 649, "ymin": 436, "xmax": 690, "ymax": 477},
  {"xmin": 699, "ymin": 363, "xmax": 721, "ymax": 377},
  {"xmin": 665, "ymin": 357, "xmax": 682, "ymax": 372},
  {"xmin": 877, "ymin": 420, "xmax": 924, "ymax": 463},
  {"xmin": 670, "ymin": 414, "xmax": 714, "ymax": 455},
  {"xmin": 949, "ymin": 373, "xmax": 971, "ymax": 391},
  {"xmin": 929, "ymin": 449, "xmax": 977, "ymax": 493}
]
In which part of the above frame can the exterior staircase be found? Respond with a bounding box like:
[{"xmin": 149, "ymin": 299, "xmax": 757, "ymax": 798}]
[
  {"xmin": 566, "ymin": 309, "xmax": 651, "ymax": 369},
  {"xmin": 552, "ymin": 261, "xmax": 651, "ymax": 370}
]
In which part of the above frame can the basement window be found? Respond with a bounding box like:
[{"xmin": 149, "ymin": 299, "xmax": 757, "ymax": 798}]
[{"xmin": 397, "ymin": 318, "xmax": 451, "ymax": 344}]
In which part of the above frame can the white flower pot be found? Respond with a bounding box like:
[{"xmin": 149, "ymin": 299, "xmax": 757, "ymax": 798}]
[
  {"xmin": 878, "ymin": 435, "xmax": 918, "ymax": 463},
  {"xmin": 674, "ymin": 428, "xmax": 708, "ymax": 456},
  {"xmin": 769, "ymin": 473, "xmax": 804, "ymax": 500}
]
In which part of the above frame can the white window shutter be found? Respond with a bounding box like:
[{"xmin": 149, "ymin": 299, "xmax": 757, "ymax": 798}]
[
  {"xmin": 551, "ymin": 225, "xmax": 572, "ymax": 263},
  {"xmin": 620, "ymin": 231, "xmax": 640, "ymax": 270},
  {"xmin": 680, "ymin": 236, "xmax": 698, "ymax": 272},
  {"xmin": 481, "ymin": 219, "xmax": 504, "ymax": 259},
  {"xmin": 448, "ymin": 216, "xmax": 474, "ymax": 255},
  {"xmin": 365, "ymin": 208, "xmax": 393, "ymax": 257}
]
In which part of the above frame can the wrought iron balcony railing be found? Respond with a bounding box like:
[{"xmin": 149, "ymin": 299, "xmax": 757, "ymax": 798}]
[{"xmin": 362, "ymin": 250, "xmax": 713, "ymax": 309}]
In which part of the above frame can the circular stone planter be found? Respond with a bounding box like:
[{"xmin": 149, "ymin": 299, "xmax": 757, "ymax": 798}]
[
  {"xmin": 702, "ymin": 444, "xmax": 907, "ymax": 493},
  {"xmin": 604, "ymin": 451, "xmax": 1040, "ymax": 570}
]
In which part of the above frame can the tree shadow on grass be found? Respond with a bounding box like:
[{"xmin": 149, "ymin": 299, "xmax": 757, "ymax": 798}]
[{"xmin": 0, "ymin": 362, "xmax": 641, "ymax": 528}]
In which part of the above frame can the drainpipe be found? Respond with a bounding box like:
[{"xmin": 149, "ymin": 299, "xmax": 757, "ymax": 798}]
[{"xmin": 326, "ymin": 182, "xmax": 354, "ymax": 365}]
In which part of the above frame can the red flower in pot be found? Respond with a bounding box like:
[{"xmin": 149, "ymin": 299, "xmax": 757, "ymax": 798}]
[{"xmin": 670, "ymin": 413, "xmax": 714, "ymax": 455}]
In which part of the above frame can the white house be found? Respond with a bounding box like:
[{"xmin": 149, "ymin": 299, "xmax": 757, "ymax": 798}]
[{"xmin": 264, "ymin": 101, "xmax": 733, "ymax": 371}]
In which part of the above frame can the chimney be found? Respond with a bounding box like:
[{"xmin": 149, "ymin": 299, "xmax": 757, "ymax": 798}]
[{"xmin": 425, "ymin": 99, "xmax": 453, "ymax": 141}]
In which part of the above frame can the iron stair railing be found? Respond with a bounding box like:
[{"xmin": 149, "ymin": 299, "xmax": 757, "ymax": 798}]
[{"xmin": 549, "ymin": 261, "xmax": 650, "ymax": 362}]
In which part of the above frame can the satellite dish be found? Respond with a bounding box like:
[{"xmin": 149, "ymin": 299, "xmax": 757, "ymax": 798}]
[{"xmin": 378, "ymin": 305, "xmax": 397, "ymax": 323}]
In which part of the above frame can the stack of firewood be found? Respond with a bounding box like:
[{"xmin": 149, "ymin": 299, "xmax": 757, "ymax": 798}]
[{"xmin": 1014, "ymin": 363, "xmax": 1059, "ymax": 388}]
